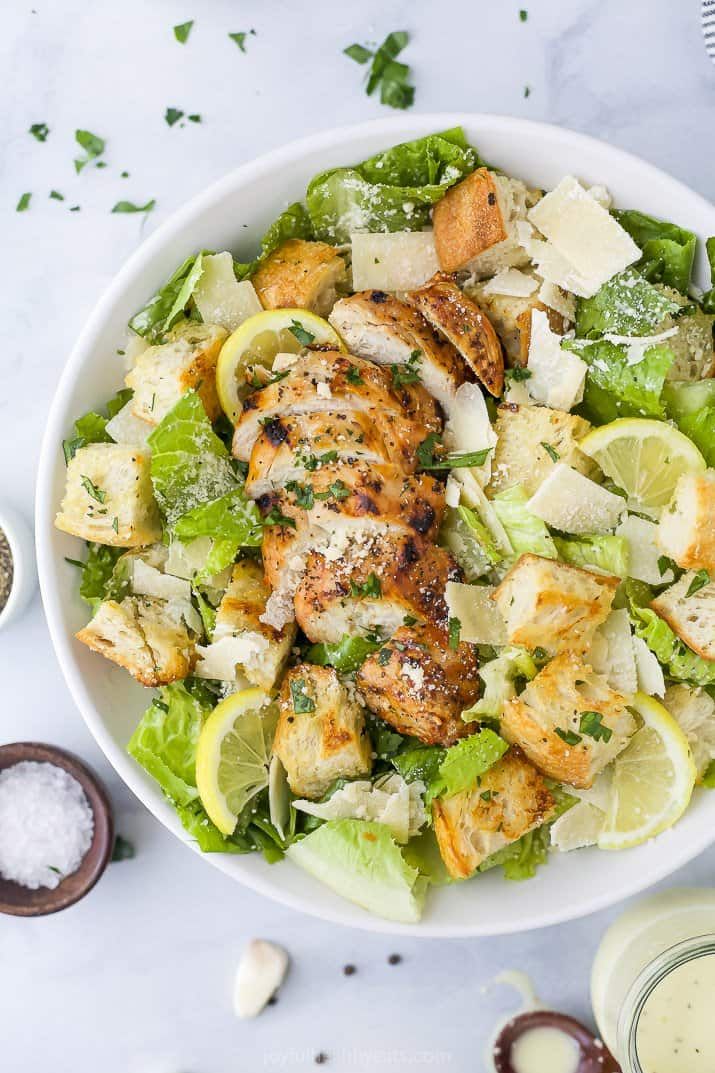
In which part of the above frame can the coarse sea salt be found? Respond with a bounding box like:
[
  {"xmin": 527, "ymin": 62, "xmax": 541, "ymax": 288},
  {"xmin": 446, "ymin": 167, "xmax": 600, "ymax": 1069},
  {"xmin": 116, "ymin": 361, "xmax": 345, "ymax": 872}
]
[{"xmin": 0, "ymin": 761, "xmax": 94, "ymax": 890}]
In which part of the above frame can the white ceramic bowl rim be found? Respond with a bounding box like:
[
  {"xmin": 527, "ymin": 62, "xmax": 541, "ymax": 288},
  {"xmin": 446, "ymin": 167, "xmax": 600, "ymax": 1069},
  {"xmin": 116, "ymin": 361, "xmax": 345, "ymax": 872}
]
[{"xmin": 36, "ymin": 113, "xmax": 715, "ymax": 936}]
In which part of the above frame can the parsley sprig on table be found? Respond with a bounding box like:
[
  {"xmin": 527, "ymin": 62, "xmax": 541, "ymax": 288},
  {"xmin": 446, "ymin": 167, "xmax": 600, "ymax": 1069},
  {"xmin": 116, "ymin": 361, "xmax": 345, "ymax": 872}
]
[{"xmin": 344, "ymin": 31, "xmax": 416, "ymax": 110}]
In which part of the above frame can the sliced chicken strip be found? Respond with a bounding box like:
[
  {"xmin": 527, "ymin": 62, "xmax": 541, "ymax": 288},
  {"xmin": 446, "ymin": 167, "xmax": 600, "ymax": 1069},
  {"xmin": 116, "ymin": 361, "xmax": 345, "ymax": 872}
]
[
  {"xmin": 404, "ymin": 275, "xmax": 505, "ymax": 396},
  {"xmin": 357, "ymin": 623, "xmax": 478, "ymax": 746},
  {"xmin": 294, "ymin": 533, "xmax": 461, "ymax": 644},
  {"xmin": 246, "ymin": 409, "xmax": 420, "ymax": 498},
  {"xmin": 233, "ymin": 349, "xmax": 441, "ymax": 461},
  {"xmin": 329, "ymin": 291, "xmax": 471, "ymax": 413}
]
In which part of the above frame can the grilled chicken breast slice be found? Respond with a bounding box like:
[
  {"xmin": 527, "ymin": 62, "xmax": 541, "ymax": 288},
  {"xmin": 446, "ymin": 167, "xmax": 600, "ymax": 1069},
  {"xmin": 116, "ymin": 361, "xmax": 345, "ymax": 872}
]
[
  {"xmin": 329, "ymin": 291, "xmax": 471, "ymax": 413},
  {"xmin": 404, "ymin": 276, "xmax": 505, "ymax": 396},
  {"xmin": 233, "ymin": 350, "xmax": 441, "ymax": 461},
  {"xmin": 357, "ymin": 623, "xmax": 478, "ymax": 746},
  {"xmin": 294, "ymin": 534, "xmax": 461, "ymax": 644}
]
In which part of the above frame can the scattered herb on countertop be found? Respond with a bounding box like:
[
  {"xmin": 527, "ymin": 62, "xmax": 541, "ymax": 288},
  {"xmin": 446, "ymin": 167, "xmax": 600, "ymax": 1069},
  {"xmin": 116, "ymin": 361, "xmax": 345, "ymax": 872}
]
[
  {"xmin": 29, "ymin": 122, "xmax": 49, "ymax": 142},
  {"xmin": 16, "ymin": 192, "xmax": 31, "ymax": 212},
  {"xmin": 111, "ymin": 199, "xmax": 156, "ymax": 214},
  {"xmin": 229, "ymin": 29, "xmax": 256, "ymax": 51},
  {"xmin": 111, "ymin": 835, "xmax": 135, "ymax": 861},
  {"xmin": 173, "ymin": 20, "xmax": 194, "ymax": 44},
  {"xmin": 165, "ymin": 107, "xmax": 184, "ymax": 126},
  {"xmin": 344, "ymin": 30, "xmax": 416, "ymax": 110},
  {"xmin": 49, "ymin": 190, "xmax": 64, "ymax": 201},
  {"xmin": 519, "ymin": 8, "xmax": 528, "ymax": 21},
  {"xmin": 74, "ymin": 129, "xmax": 105, "ymax": 173}
]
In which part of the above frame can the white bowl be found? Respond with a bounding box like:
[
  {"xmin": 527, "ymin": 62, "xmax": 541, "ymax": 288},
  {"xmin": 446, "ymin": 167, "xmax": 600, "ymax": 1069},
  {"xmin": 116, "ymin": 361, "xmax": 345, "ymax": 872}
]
[{"xmin": 36, "ymin": 113, "xmax": 715, "ymax": 936}]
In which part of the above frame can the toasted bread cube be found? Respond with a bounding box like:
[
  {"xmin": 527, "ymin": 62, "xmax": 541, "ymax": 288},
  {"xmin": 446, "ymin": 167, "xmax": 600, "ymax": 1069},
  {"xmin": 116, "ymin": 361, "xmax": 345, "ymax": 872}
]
[
  {"xmin": 252, "ymin": 238, "xmax": 347, "ymax": 316},
  {"xmin": 651, "ymin": 572, "xmax": 715, "ymax": 662},
  {"xmin": 76, "ymin": 596, "xmax": 195, "ymax": 686},
  {"xmin": 494, "ymin": 554, "xmax": 618, "ymax": 656},
  {"xmin": 433, "ymin": 169, "xmax": 531, "ymax": 276},
  {"xmin": 272, "ymin": 665, "xmax": 372, "ymax": 799},
  {"xmin": 466, "ymin": 273, "xmax": 569, "ymax": 366},
  {"xmin": 55, "ymin": 443, "xmax": 162, "ymax": 547},
  {"xmin": 125, "ymin": 321, "xmax": 227, "ymax": 426},
  {"xmin": 658, "ymin": 471, "xmax": 715, "ymax": 573},
  {"xmin": 659, "ymin": 288, "xmax": 715, "ymax": 381},
  {"xmin": 486, "ymin": 404, "xmax": 595, "ymax": 497},
  {"xmin": 501, "ymin": 653, "xmax": 636, "ymax": 788},
  {"xmin": 194, "ymin": 560, "xmax": 295, "ymax": 690},
  {"xmin": 433, "ymin": 748, "xmax": 556, "ymax": 879},
  {"xmin": 663, "ymin": 683, "xmax": 715, "ymax": 778}
]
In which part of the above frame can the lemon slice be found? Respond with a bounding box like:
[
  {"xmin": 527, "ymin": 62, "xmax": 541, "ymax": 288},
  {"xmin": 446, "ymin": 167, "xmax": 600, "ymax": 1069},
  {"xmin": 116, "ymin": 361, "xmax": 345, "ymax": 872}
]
[
  {"xmin": 598, "ymin": 693, "xmax": 696, "ymax": 850},
  {"xmin": 579, "ymin": 418, "xmax": 705, "ymax": 512},
  {"xmin": 216, "ymin": 308, "xmax": 346, "ymax": 423},
  {"xmin": 195, "ymin": 687, "xmax": 278, "ymax": 835}
]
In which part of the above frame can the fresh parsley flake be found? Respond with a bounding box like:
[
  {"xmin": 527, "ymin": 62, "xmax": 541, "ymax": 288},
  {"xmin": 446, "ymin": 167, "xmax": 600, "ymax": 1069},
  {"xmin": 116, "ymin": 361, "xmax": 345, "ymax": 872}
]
[
  {"xmin": 29, "ymin": 122, "xmax": 49, "ymax": 142},
  {"xmin": 344, "ymin": 43, "xmax": 373, "ymax": 64},
  {"xmin": 74, "ymin": 129, "xmax": 105, "ymax": 173},
  {"xmin": 416, "ymin": 432, "xmax": 491, "ymax": 470},
  {"xmin": 657, "ymin": 555, "xmax": 677, "ymax": 578},
  {"xmin": 448, "ymin": 616, "xmax": 461, "ymax": 651},
  {"xmin": 300, "ymin": 450, "xmax": 339, "ymax": 471},
  {"xmin": 579, "ymin": 711, "xmax": 612, "ymax": 743},
  {"xmin": 49, "ymin": 190, "xmax": 64, "ymax": 200},
  {"xmin": 506, "ymin": 365, "xmax": 532, "ymax": 381},
  {"xmin": 350, "ymin": 573, "xmax": 382, "ymax": 599},
  {"xmin": 188, "ymin": 114, "xmax": 202, "ymax": 123},
  {"xmin": 173, "ymin": 20, "xmax": 194, "ymax": 44},
  {"xmin": 555, "ymin": 727, "xmax": 582, "ymax": 746},
  {"xmin": 524, "ymin": 85, "xmax": 531, "ymax": 98},
  {"xmin": 111, "ymin": 835, "xmax": 135, "ymax": 861},
  {"xmin": 686, "ymin": 569, "xmax": 710, "ymax": 598},
  {"xmin": 391, "ymin": 350, "xmax": 421, "ymax": 387},
  {"xmin": 290, "ymin": 678, "xmax": 316, "ymax": 714},
  {"xmin": 120, "ymin": 171, "xmax": 130, "ymax": 178},
  {"xmin": 519, "ymin": 8, "xmax": 528, "ymax": 21},
  {"xmin": 346, "ymin": 365, "xmax": 364, "ymax": 385},
  {"xmin": 314, "ymin": 480, "xmax": 350, "ymax": 502},
  {"xmin": 69, "ymin": 205, "xmax": 81, "ymax": 212},
  {"xmin": 403, "ymin": 615, "xmax": 418, "ymax": 627},
  {"xmin": 80, "ymin": 475, "xmax": 106, "ymax": 503},
  {"xmin": 480, "ymin": 790, "xmax": 494, "ymax": 802},
  {"xmin": 165, "ymin": 107, "xmax": 184, "ymax": 126},
  {"xmin": 111, "ymin": 516, "xmax": 119, "ymax": 534},
  {"xmin": 229, "ymin": 29, "xmax": 255, "ymax": 52},
  {"xmin": 16, "ymin": 192, "xmax": 31, "ymax": 212},
  {"xmin": 350, "ymin": 30, "xmax": 415, "ymax": 110},
  {"xmin": 540, "ymin": 442, "xmax": 560, "ymax": 463},
  {"xmin": 288, "ymin": 320, "xmax": 315, "ymax": 346},
  {"xmin": 111, "ymin": 199, "xmax": 156, "ymax": 214},
  {"xmin": 378, "ymin": 647, "xmax": 392, "ymax": 666},
  {"xmin": 64, "ymin": 556, "xmax": 85, "ymax": 569},
  {"xmin": 285, "ymin": 480, "xmax": 315, "ymax": 510},
  {"xmin": 262, "ymin": 506, "xmax": 296, "ymax": 528}
]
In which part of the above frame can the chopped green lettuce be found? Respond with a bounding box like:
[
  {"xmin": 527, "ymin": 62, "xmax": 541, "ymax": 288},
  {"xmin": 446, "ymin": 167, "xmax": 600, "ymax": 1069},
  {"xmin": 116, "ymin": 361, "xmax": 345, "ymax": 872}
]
[
  {"xmin": 625, "ymin": 581, "xmax": 715, "ymax": 687},
  {"xmin": 128, "ymin": 253, "xmax": 209, "ymax": 342},
  {"xmin": 428, "ymin": 728, "xmax": 508, "ymax": 802},
  {"xmin": 364, "ymin": 713, "xmax": 407, "ymax": 760},
  {"xmin": 235, "ymin": 202, "xmax": 314, "ymax": 280},
  {"xmin": 479, "ymin": 824, "xmax": 551, "ymax": 881},
  {"xmin": 462, "ymin": 647, "xmax": 538, "ymax": 722},
  {"xmin": 401, "ymin": 828, "xmax": 453, "ymax": 886},
  {"xmin": 492, "ymin": 485, "xmax": 557, "ymax": 559},
  {"xmin": 663, "ymin": 380, "xmax": 715, "ymax": 467},
  {"xmin": 702, "ymin": 760, "xmax": 715, "ymax": 789},
  {"xmin": 702, "ymin": 237, "xmax": 715, "ymax": 313},
  {"xmin": 440, "ymin": 504, "xmax": 502, "ymax": 580},
  {"xmin": 75, "ymin": 542, "xmax": 125, "ymax": 613},
  {"xmin": 287, "ymin": 819, "xmax": 427, "ymax": 922},
  {"xmin": 62, "ymin": 387, "xmax": 133, "ymax": 463},
  {"xmin": 575, "ymin": 268, "xmax": 681, "ymax": 338},
  {"xmin": 306, "ymin": 127, "xmax": 482, "ymax": 242},
  {"xmin": 613, "ymin": 210, "xmax": 697, "ymax": 294},
  {"xmin": 306, "ymin": 634, "xmax": 381, "ymax": 674},
  {"xmin": 391, "ymin": 743, "xmax": 445, "ymax": 786},
  {"xmin": 565, "ymin": 337, "xmax": 673, "ymax": 422},
  {"xmin": 553, "ymin": 534, "xmax": 629, "ymax": 577}
]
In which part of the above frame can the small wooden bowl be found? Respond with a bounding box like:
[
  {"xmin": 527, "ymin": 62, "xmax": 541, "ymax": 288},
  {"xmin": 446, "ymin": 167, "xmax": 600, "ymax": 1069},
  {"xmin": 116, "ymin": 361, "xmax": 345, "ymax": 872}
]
[{"xmin": 0, "ymin": 742, "xmax": 114, "ymax": 916}]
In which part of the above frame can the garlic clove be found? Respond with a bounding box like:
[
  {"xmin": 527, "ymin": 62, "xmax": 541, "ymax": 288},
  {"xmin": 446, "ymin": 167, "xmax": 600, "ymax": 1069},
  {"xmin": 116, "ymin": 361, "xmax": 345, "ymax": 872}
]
[{"xmin": 233, "ymin": 939, "xmax": 289, "ymax": 1018}]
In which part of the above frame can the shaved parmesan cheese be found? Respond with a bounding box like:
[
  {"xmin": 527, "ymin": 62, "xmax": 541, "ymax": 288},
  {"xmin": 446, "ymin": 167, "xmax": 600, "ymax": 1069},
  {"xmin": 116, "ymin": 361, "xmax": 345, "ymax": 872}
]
[
  {"xmin": 527, "ymin": 464, "xmax": 625, "ymax": 534},
  {"xmin": 350, "ymin": 231, "xmax": 439, "ymax": 292},
  {"xmin": 603, "ymin": 327, "xmax": 678, "ymax": 366},
  {"xmin": 589, "ymin": 609, "xmax": 637, "ymax": 696},
  {"xmin": 586, "ymin": 184, "xmax": 612, "ymax": 210},
  {"xmin": 105, "ymin": 401, "xmax": 152, "ymax": 447},
  {"xmin": 526, "ymin": 310, "xmax": 586, "ymax": 411},
  {"xmin": 632, "ymin": 635, "xmax": 665, "ymax": 697},
  {"xmin": 272, "ymin": 351, "xmax": 299, "ymax": 372},
  {"xmin": 445, "ymin": 582, "xmax": 507, "ymax": 644},
  {"xmin": 551, "ymin": 801, "xmax": 605, "ymax": 851},
  {"xmin": 537, "ymin": 280, "xmax": 577, "ymax": 322},
  {"xmin": 165, "ymin": 537, "xmax": 231, "ymax": 589},
  {"xmin": 663, "ymin": 684, "xmax": 715, "ymax": 777},
  {"xmin": 527, "ymin": 176, "xmax": 640, "ymax": 298},
  {"xmin": 481, "ymin": 268, "xmax": 538, "ymax": 298},
  {"xmin": 121, "ymin": 332, "xmax": 151, "ymax": 371},
  {"xmin": 444, "ymin": 383, "xmax": 497, "ymax": 486},
  {"xmin": 132, "ymin": 559, "xmax": 191, "ymax": 601},
  {"xmin": 194, "ymin": 634, "xmax": 268, "ymax": 681},
  {"xmin": 527, "ymin": 237, "xmax": 595, "ymax": 299},
  {"xmin": 451, "ymin": 470, "xmax": 513, "ymax": 555},
  {"xmin": 316, "ymin": 381, "xmax": 332, "ymax": 399},
  {"xmin": 503, "ymin": 379, "xmax": 532, "ymax": 406},
  {"xmin": 193, "ymin": 252, "xmax": 262, "ymax": 331},
  {"xmin": 516, "ymin": 219, "xmax": 536, "ymax": 248},
  {"xmin": 616, "ymin": 515, "xmax": 673, "ymax": 585},
  {"xmin": 293, "ymin": 773, "xmax": 426, "ymax": 844},
  {"xmin": 445, "ymin": 476, "xmax": 461, "ymax": 508}
]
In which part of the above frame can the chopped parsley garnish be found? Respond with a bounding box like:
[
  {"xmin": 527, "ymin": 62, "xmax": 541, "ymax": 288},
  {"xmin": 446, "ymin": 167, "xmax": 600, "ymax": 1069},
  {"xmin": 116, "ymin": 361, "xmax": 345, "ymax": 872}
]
[
  {"xmin": 49, "ymin": 190, "xmax": 64, "ymax": 201},
  {"xmin": 69, "ymin": 205, "xmax": 81, "ymax": 212},
  {"xmin": 480, "ymin": 790, "xmax": 494, "ymax": 802},
  {"xmin": 416, "ymin": 432, "xmax": 491, "ymax": 470},
  {"xmin": 391, "ymin": 350, "xmax": 421, "ymax": 387},
  {"xmin": 74, "ymin": 129, "xmax": 105, "ymax": 173},
  {"xmin": 188, "ymin": 114, "xmax": 202, "ymax": 123},
  {"xmin": 289, "ymin": 320, "xmax": 315, "ymax": 346},
  {"xmin": 519, "ymin": 8, "xmax": 528, "ymax": 21},
  {"xmin": 346, "ymin": 365, "xmax": 364, "ymax": 385},
  {"xmin": 229, "ymin": 29, "xmax": 256, "ymax": 51},
  {"xmin": 345, "ymin": 30, "xmax": 415, "ymax": 110},
  {"xmin": 16, "ymin": 192, "xmax": 31, "ymax": 212},
  {"xmin": 686, "ymin": 569, "xmax": 710, "ymax": 598},
  {"xmin": 378, "ymin": 647, "xmax": 392, "ymax": 666},
  {"xmin": 111, "ymin": 516, "xmax": 119, "ymax": 534},
  {"xmin": 173, "ymin": 20, "xmax": 194, "ymax": 44},
  {"xmin": 350, "ymin": 573, "xmax": 382, "ymax": 599},
  {"xmin": 657, "ymin": 555, "xmax": 678, "ymax": 578},
  {"xmin": 290, "ymin": 678, "xmax": 316, "ymax": 714},
  {"xmin": 314, "ymin": 479, "xmax": 350, "ymax": 502},
  {"xmin": 540, "ymin": 442, "xmax": 560, "ymax": 463},
  {"xmin": 64, "ymin": 557, "xmax": 85, "ymax": 569},
  {"xmin": 111, "ymin": 835, "xmax": 135, "ymax": 861},
  {"xmin": 165, "ymin": 107, "xmax": 184, "ymax": 126},
  {"xmin": 505, "ymin": 365, "xmax": 532, "ymax": 381},
  {"xmin": 555, "ymin": 727, "xmax": 582, "ymax": 746},
  {"xmin": 579, "ymin": 711, "xmax": 613, "ymax": 743},
  {"xmin": 111, "ymin": 199, "xmax": 156, "ymax": 214},
  {"xmin": 120, "ymin": 171, "xmax": 130, "ymax": 178},
  {"xmin": 300, "ymin": 450, "xmax": 338, "ymax": 471},
  {"xmin": 403, "ymin": 615, "xmax": 418, "ymax": 627},
  {"xmin": 524, "ymin": 86, "xmax": 531, "ymax": 98},
  {"xmin": 29, "ymin": 122, "xmax": 49, "ymax": 142},
  {"xmin": 80, "ymin": 475, "xmax": 106, "ymax": 503},
  {"xmin": 262, "ymin": 506, "xmax": 296, "ymax": 528},
  {"xmin": 285, "ymin": 480, "xmax": 315, "ymax": 510},
  {"xmin": 448, "ymin": 616, "xmax": 461, "ymax": 651}
]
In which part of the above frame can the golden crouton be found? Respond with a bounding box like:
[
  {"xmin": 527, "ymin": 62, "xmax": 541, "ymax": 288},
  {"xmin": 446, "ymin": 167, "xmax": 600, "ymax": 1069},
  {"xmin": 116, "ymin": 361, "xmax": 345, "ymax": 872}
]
[
  {"xmin": 76, "ymin": 596, "xmax": 195, "ymax": 686},
  {"xmin": 55, "ymin": 443, "xmax": 162, "ymax": 547},
  {"xmin": 194, "ymin": 559, "xmax": 295, "ymax": 691},
  {"xmin": 658, "ymin": 470, "xmax": 715, "ymax": 573},
  {"xmin": 659, "ymin": 288, "xmax": 715, "ymax": 381},
  {"xmin": 125, "ymin": 320, "xmax": 227, "ymax": 425},
  {"xmin": 433, "ymin": 169, "xmax": 531, "ymax": 276},
  {"xmin": 500, "ymin": 652, "xmax": 636, "ymax": 788},
  {"xmin": 651, "ymin": 572, "xmax": 715, "ymax": 662},
  {"xmin": 404, "ymin": 275, "xmax": 504, "ymax": 396},
  {"xmin": 433, "ymin": 747, "xmax": 556, "ymax": 879},
  {"xmin": 493, "ymin": 553, "xmax": 619, "ymax": 656},
  {"xmin": 466, "ymin": 280, "xmax": 569, "ymax": 366},
  {"xmin": 252, "ymin": 239, "xmax": 346, "ymax": 316},
  {"xmin": 356, "ymin": 624, "xmax": 477, "ymax": 746},
  {"xmin": 273, "ymin": 665, "xmax": 373, "ymax": 799},
  {"xmin": 486, "ymin": 404, "xmax": 595, "ymax": 497}
]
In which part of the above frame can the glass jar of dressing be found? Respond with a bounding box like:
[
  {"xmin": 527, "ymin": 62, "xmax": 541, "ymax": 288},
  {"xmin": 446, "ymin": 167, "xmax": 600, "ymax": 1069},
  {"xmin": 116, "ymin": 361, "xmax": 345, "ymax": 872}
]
[{"xmin": 591, "ymin": 888, "xmax": 715, "ymax": 1071}]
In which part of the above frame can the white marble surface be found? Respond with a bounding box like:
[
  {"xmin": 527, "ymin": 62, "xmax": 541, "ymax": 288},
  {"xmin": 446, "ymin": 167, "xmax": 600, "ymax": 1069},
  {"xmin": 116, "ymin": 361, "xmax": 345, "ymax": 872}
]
[{"xmin": 2, "ymin": 1, "xmax": 715, "ymax": 1069}]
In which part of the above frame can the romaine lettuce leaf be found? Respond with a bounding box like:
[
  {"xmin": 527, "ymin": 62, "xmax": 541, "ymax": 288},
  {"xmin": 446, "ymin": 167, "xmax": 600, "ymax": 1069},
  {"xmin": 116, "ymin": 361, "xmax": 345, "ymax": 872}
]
[
  {"xmin": 286, "ymin": 819, "xmax": 427, "ymax": 923},
  {"xmin": 234, "ymin": 202, "xmax": 314, "ymax": 280},
  {"xmin": 62, "ymin": 387, "xmax": 133, "ymax": 463},
  {"xmin": 462, "ymin": 647, "xmax": 538, "ymax": 722},
  {"xmin": 565, "ymin": 337, "xmax": 673, "ymax": 422},
  {"xmin": 74, "ymin": 542, "xmax": 125, "ymax": 613},
  {"xmin": 702, "ymin": 237, "xmax": 715, "ymax": 313},
  {"xmin": 575, "ymin": 268, "xmax": 681, "ymax": 338},
  {"xmin": 492, "ymin": 485, "xmax": 557, "ymax": 559},
  {"xmin": 306, "ymin": 634, "xmax": 381, "ymax": 674},
  {"xmin": 129, "ymin": 253, "xmax": 210, "ymax": 342},
  {"xmin": 479, "ymin": 824, "xmax": 551, "ymax": 881},
  {"xmin": 625, "ymin": 581, "xmax": 715, "ymax": 687},
  {"xmin": 613, "ymin": 210, "xmax": 696, "ymax": 294},
  {"xmin": 428, "ymin": 728, "xmax": 508, "ymax": 802},
  {"xmin": 553, "ymin": 533, "xmax": 629, "ymax": 577},
  {"xmin": 439, "ymin": 505, "xmax": 502, "ymax": 580},
  {"xmin": 663, "ymin": 380, "xmax": 715, "ymax": 467},
  {"xmin": 391, "ymin": 743, "xmax": 445, "ymax": 786},
  {"xmin": 306, "ymin": 127, "xmax": 482, "ymax": 242}
]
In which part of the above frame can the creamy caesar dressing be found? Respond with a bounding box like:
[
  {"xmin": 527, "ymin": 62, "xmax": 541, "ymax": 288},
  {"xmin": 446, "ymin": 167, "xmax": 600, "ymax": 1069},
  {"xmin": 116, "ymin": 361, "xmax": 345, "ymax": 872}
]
[
  {"xmin": 635, "ymin": 953, "xmax": 715, "ymax": 1073},
  {"xmin": 484, "ymin": 970, "xmax": 542, "ymax": 1072},
  {"xmin": 511, "ymin": 1025, "xmax": 580, "ymax": 1073}
]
